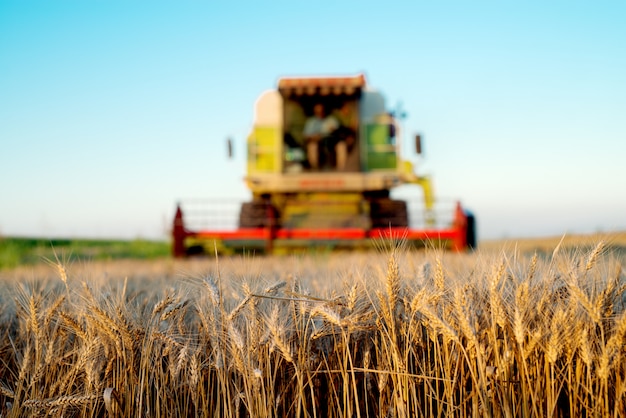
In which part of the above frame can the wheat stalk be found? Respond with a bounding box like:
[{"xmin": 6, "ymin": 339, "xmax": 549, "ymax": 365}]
[
  {"xmin": 24, "ymin": 393, "xmax": 100, "ymax": 410},
  {"xmin": 267, "ymin": 306, "xmax": 293, "ymax": 363},
  {"xmin": 567, "ymin": 276, "xmax": 602, "ymax": 324},
  {"xmin": 384, "ymin": 252, "xmax": 400, "ymax": 312},
  {"xmin": 152, "ymin": 293, "xmax": 175, "ymax": 317},
  {"xmin": 598, "ymin": 311, "xmax": 626, "ymax": 380},
  {"xmin": 585, "ymin": 241, "xmax": 605, "ymax": 272},
  {"xmin": 160, "ymin": 300, "xmax": 189, "ymax": 322},
  {"xmin": 311, "ymin": 304, "xmax": 342, "ymax": 327},
  {"xmin": 434, "ymin": 257, "xmax": 445, "ymax": 292},
  {"xmin": 0, "ymin": 382, "xmax": 14, "ymax": 399},
  {"xmin": 228, "ymin": 294, "xmax": 252, "ymax": 321}
]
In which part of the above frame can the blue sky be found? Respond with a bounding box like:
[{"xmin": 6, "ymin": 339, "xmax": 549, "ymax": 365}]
[{"xmin": 1, "ymin": 1, "xmax": 625, "ymax": 241}]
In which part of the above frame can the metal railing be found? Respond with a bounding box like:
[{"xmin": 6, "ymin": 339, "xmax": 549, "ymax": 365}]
[
  {"xmin": 176, "ymin": 198, "xmax": 459, "ymax": 232},
  {"xmin": 176, "ymin": 199, "xmax": 241, "ymax": 232}
]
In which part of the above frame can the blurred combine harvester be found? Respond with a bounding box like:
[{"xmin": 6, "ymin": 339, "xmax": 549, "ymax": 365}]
[{"xmin": 172, "ymin": 74, "xmax": 475, "ymax": 256}]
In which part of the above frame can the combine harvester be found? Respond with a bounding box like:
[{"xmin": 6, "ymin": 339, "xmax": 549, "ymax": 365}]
[{"xmin": 172, "ymin": 74, "xmax": 475, "ymax": 256}]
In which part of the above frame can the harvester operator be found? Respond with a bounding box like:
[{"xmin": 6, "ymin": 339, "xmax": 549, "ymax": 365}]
[
  {"xmin": 303, "ymin": 103, "xmax": 345, "ymax": 170},
  {"xmin": 331, "ymin": 102, "xmax": 357, "ymax": 171}
]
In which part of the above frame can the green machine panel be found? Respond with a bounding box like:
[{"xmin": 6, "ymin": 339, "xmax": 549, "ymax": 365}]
[{"xmin": 363, "ymin": 124, "xmax": 397, "ymax": 171}]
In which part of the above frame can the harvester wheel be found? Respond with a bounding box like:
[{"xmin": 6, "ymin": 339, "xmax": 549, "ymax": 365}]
[
  {"xmin": 370, "ymin": 199, "xmax": 409, "ymax": 228},
  {"xmin": 239, "ymin": 202, "xmax": 276, "ymax": 228},
  {"xmin": 465, "ymin": 211, "xmax": 477, "ymax": 250}
]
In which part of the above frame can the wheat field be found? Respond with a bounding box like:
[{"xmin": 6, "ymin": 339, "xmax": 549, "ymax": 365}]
[{"xmin": 0, "ymin": 238, "xmax": 625, "ymax": 417}]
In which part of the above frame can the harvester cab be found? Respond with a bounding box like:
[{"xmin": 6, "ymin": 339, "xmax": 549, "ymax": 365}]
[
  {"xmin": 246, "ymin": 75, "xmax": 414, "ymax": 187},
  {"xmin": 172, "ymin": 74, "xmax": 476, "ymax": 256}
]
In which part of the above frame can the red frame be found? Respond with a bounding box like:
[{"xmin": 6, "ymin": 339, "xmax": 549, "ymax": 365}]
[{"xmin": 172, "ymin": 202, "xmax": 469, "ymax": 257}]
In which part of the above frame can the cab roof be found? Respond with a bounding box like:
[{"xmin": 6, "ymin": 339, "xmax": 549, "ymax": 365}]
[{"xmin": 277, "ymin": 73, "xmax": 366, "ymax": 97}]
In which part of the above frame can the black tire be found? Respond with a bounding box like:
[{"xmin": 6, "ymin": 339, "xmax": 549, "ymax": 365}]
[
  {"xmin": 370, "ymin": 199, "xmax": 408, "ymax": 228},
  {"xmin": 239, "ymin": 201, "xmax": 279, "ymax": 228},
  {"xmin": 185, "ymin": 245, "xmax": 205, "ymax": 256},
  {"xmin": 465, "ymin": 211, "xmax": 477, "ymax": 250}
]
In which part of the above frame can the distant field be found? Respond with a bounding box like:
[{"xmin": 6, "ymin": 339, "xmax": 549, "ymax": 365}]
[
  {"xmin": 480, "ymin": 231, "xmax": 626, "ymax": 254},
  {"xmin": 0, "ymin": 233, "xmax": 624, "ymax": 416},
  {"xmin": 0, "ymin": 237, "xmax": 170, "ymax": 270}
]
